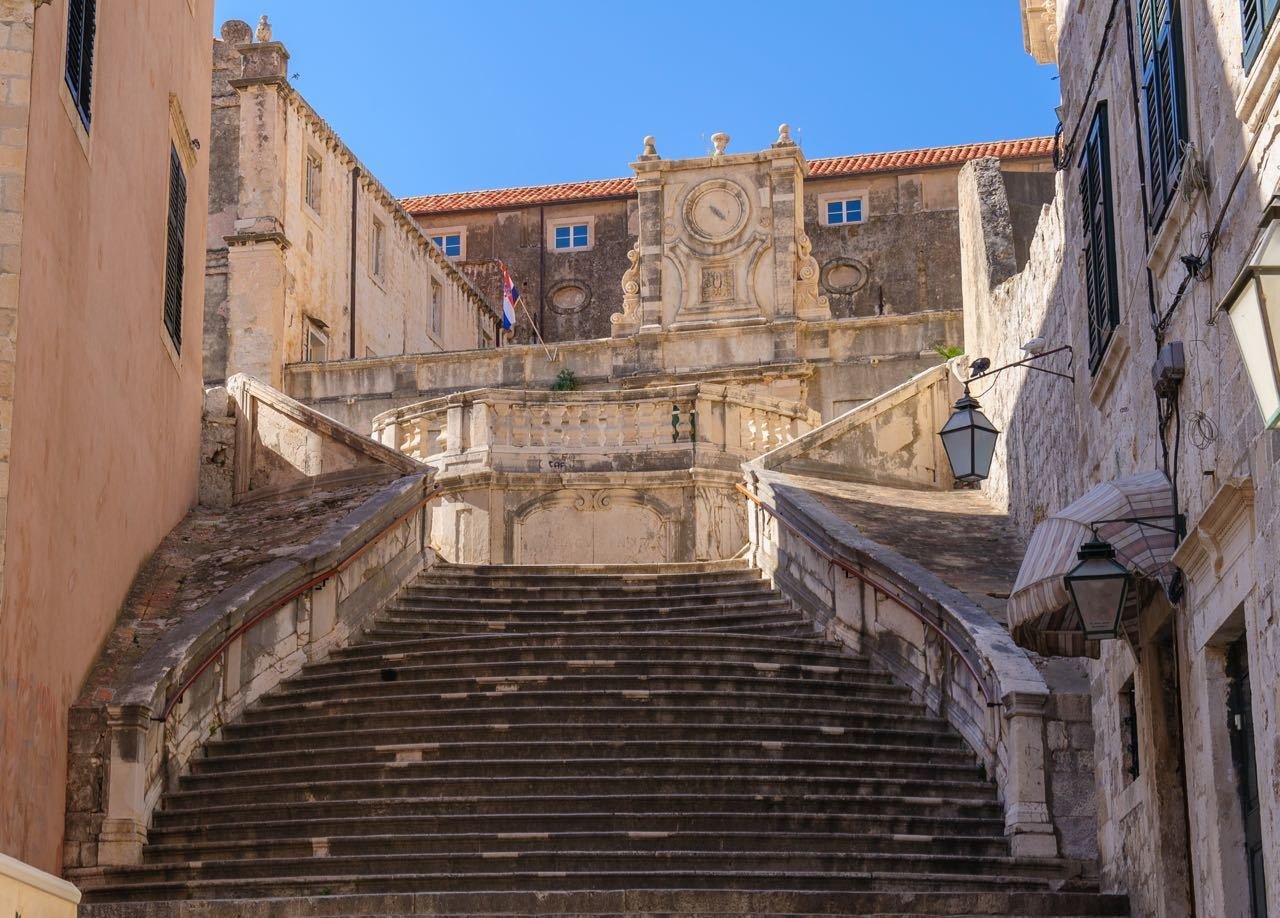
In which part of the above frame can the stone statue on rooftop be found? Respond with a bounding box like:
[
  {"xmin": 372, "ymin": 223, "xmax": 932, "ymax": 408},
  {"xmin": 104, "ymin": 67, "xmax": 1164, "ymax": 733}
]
[
  {"xmin": 255, "ymin": 14, "xmax": 272, "ymax": 43},
  {"xmin": 711, "ymin": 132, "xmax": 729, "ymax": 156}
]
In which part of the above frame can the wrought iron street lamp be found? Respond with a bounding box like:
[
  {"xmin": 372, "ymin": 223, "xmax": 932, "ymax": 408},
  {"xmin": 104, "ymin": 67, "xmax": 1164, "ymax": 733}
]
[
  {"xmin": 1219, "ymin": 196, "xmax": 1280, "ymax": 428},
  {"xmin": 936, "ymin": 346, "xmax": 1073, "ymax": 484},
  {"xmin": 1063, "ymin": 538, "xmax": 1130, "ymax": 640},
  {"xmin": 939, "ymin": 388, "xmax": 999, "ymax": 484}
]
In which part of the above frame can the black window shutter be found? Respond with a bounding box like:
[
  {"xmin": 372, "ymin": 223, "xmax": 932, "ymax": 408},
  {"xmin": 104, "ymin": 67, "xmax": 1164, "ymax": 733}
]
[
  {"xmin": 64, "ymin": 0, "xmax": 96, "ymax": 127},
  {"xmin": 163, "ymin": 146, "xmax": 187, "ymax": 350},
  {"xmin": 1081, "ymin": 105, "xmax": 1119, "ymax": 372}
]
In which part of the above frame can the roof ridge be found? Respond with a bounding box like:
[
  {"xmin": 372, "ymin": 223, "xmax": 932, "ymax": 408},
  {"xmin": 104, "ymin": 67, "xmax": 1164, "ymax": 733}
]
[
  {"xmin": 807, "ymin": 135, "xmax": 1054, "ymax": 164},
  {"xmin": 402, "ymin": 175, "xmax": 633, "ymax": 206}
]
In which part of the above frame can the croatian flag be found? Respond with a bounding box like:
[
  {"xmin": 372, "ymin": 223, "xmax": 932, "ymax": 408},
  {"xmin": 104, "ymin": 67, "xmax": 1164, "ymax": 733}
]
[{"xmin": 500, "ymin": 262, "xmax": 519, "ymax": 331}]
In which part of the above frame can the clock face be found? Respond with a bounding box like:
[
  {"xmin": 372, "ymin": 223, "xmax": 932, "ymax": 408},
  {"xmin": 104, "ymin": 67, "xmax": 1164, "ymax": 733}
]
[{"xmin": 685, "ymin": 180, "xmax": 749, "ymax": 243}]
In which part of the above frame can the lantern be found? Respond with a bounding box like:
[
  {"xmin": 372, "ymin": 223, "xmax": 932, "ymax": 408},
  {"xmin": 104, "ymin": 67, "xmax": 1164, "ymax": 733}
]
[
  {"xmin": 1220, "ymin": 196, "xmax": 1280, "ymax": 428},
  {"xmin": 939, "ymin": 389, "xmax": 1000, "ymax": 483},
  {"xmin": 1063, "ymin": 538, "xmax": 1131, "ymax": 640}
]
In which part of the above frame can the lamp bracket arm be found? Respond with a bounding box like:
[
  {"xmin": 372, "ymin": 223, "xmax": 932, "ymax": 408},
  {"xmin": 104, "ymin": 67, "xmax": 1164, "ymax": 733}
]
[
  {"xmin": 968, "ymin": 345, "xmax": 1075, "ymax": 383},
  {"xmin": 1087, "ymin": 513, "xmax": 1187, "ymax": 538}
]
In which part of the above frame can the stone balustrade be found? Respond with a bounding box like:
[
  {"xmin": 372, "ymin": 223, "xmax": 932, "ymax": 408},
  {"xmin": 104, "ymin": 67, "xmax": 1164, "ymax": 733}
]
[{"xmin": 374, "ymin": 384, "xmax": 821, "ymax": 476}]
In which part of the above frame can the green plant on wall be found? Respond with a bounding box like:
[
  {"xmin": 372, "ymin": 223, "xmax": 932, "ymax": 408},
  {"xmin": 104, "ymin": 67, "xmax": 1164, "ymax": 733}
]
[
  {"xmin": 550, "ymin": 369, "xmax": 579, "ymax": 392},
  {"xmin": 933, "ymin": 344, "xmax": 964, "ymax": 360}
]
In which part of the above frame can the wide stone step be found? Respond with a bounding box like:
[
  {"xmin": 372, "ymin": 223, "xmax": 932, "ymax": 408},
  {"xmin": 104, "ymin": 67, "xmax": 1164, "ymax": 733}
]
[
  {"xmin": 194, "ymin": 737, "xmax": 980, "ymax": 776},
  {"xmin": 142, "ymin": 827, "xmax": 1016, "ymax": 865},
  {"xmin": 322, "ymin": 629, "xmax": 853, "ymax": 662},
  {"xmin": 87, "ymin": 847, "xmax": 1084, "ymax": 887},
  {"xmin": 147, "ymin": 808, "xmax": 1008, "ymax": 846},
  {"xmin": 177, "ymin": 757, "xmax": 999, "ymax": 795},
  {"xmin": 401, "ymin": 580, "xmax": 773, "ymax": 602},
  {"xmin": 385, "ymin": 597, "xmax": 790, "ymax": 618},
  {"xmin": 266, "ymin": 660, "xmax": 906, "ymax": 706},
  {"xmin": 161, "ymin": 774, "xmax": 1004, "ymax": 813},
  {"xmin": 366, "ymin": 609, "xmax": 804, "ymax": 635},
  {"xmin": 263, "ymin": 669, "xmax": 908, "ymax": 707},
  {"xmin": 150, "ymin": 790, "xmax": 1008, "ymax": 832},
  {"xmin": 287, "ymin": 651, "xmax": 892, "ymax": 689},
  {"xmin": 80, "ymin": 886, "xmax": 1130, "ymax": 916},
  {"xmin": 205, "ymin": 721, "xmax": 979, "ymax": 761},
  {"xmin": 225, "ymin": 701, "xmax": 963, "ymax": 743}
]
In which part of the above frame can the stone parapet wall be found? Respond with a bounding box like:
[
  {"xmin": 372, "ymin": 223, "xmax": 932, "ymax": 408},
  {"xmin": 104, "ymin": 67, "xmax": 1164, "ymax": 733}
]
[
  {"xmin": 285, "ymin": 311, "xmax": 962, "ymax": 433},
  {"xmin": 375, "ymin": 384, "xmax": 820, "ymax": 477}
]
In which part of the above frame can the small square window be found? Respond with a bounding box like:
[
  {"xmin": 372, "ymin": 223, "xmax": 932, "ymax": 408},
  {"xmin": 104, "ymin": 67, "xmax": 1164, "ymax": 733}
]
[
  {"xmin": 553, "ymin": 222, "xmax": 590, "ymax": 251},
  {"xmin": 845, "ymin": 199, "xmax": 862, "ymax": 222},
  {"xmin": 825, "ymin": 197, "xmax": 864, "ymax": 226},
  {"xmin": 432, "ymin": 233, "xmax": 461, "ymax": 258},
  {"xmin": 826, "ymin": 201, "xmax": 844, "ymax": 225}
]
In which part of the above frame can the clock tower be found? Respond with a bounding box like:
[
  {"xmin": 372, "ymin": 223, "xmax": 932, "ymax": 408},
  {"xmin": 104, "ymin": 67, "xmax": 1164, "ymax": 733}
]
[{"xmin": 612, "ymin": 126, "xmax": 830, "ymax": 337}]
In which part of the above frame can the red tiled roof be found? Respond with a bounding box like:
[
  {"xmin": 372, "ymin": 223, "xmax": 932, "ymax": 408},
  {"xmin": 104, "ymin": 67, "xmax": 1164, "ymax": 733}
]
[
  {"xmin": 807, "ymin": 136, "xmax": 1055, "ymax": 178},
  {"xmin": 401, "ymin": 137, "xmax": 1053, "ymax": 216}
]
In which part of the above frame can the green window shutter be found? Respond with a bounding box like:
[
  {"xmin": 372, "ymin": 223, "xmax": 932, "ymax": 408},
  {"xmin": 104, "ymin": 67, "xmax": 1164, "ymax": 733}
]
[
  {"xmin": 163, "ymin": 146, "xmax": 187, "ymax": 350},
  {"xmin": 1080, "ymin": 104, "xmax": 1119, "ymax": 372},
  {"xmin": 1243, "ymin": 0, "xmax": 1266, "ymax": 69},
  {"xmin": 1142, "ymin": 0, "xmax": 1187, "ymax": 223}
]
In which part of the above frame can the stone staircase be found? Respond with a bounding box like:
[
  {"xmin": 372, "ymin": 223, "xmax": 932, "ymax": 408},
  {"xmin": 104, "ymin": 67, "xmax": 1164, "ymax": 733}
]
[{"xmin": 79, "ymin": 562, "xmax": 1127, "ymax": 916}]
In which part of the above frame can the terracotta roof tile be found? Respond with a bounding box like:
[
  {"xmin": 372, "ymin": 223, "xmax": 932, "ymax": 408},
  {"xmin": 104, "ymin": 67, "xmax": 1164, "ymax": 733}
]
[{"xmin": 401, "ymin": 137, "xmax": 1053, "ymax": 216}]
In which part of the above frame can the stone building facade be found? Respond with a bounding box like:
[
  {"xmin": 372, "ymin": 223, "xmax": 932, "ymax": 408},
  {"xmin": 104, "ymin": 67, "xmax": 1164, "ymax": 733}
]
[
  {"xmin": 0, "ymin": 0, "xmax": 215, "ymax": 876},
  {"xmin": 404, "ymin": 137, "xmax": 1056, "ymax": 344},
  {"xmin": 203, "ymin": 20, "xmax": 500, "ymax": 388},
  {"xmin": 962, "ymin": 1, "xmax": 1280, "ymax": 915}
]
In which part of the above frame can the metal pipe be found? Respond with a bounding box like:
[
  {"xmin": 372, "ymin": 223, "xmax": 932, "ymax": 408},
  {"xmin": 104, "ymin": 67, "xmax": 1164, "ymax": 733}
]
[{"xmin": 348, "ymin": 166, "xmax": 361, "ymax": 358}]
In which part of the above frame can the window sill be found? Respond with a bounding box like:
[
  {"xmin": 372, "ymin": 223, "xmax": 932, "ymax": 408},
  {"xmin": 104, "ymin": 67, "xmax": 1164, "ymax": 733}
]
[
  {"xmin": 1089, "ymin": 325, "xmax": 1130, "ymax": 409},
  {"xmin": 1237, "ymin": 22, "xmax": 1280, "ymax": 133},
  {"xmin": 1146, "ymin": 178, "xmax": 1198, "ymax": 278}
]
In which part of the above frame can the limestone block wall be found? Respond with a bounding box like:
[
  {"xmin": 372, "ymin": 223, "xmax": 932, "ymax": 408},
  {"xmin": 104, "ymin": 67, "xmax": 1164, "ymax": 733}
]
[
  {"xmin": 969, "ymin": 0, "xmax": 1280, "ymax": 908},
  {"xmin": 204, "ymin": 21, "xmax": 499, "ymax": 386}
]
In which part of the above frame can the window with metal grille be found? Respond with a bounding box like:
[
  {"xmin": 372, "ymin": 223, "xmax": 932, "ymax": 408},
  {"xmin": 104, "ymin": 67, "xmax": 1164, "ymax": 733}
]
[
  {"xmin": 1137, "ymin": 0, "xmax": 1188, "ymax": 224},
  {"xmin": 1120, "ymin": 678, "xmax": 1140, "ymax": 782},
  {"xmin": 1241, "ymin": 0, "xmax": 1280, "ymax": 72},
  {"xmin": 1080, "ymin": 104, "xmax": 1120, "ymax": 373},
  {"xmin": 163, "ymin": 145, "xmax": 187, "ymax": 351},
  {"xmin": 65, "ymin": 0, "xmax": 97, "ymax": 128},
  {"xmin": 304, "ymin": 150, "xmax": 322, "ymax": 214}
]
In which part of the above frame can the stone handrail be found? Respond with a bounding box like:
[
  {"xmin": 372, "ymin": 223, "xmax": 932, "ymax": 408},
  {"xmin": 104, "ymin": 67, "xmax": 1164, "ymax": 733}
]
[
  {"xmin": 742, "ymin": 468, "xmax": 1061, "ymax": 860},
  {"xmin": 373, "ymin": 384, "xmax": 821, "ymax": 475}
]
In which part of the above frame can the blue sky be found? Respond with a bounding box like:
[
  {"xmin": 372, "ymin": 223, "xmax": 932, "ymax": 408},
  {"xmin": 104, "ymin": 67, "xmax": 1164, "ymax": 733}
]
[{"xmin": 212, "ymin": 2, "xmax": 1060, "ymax": 198}]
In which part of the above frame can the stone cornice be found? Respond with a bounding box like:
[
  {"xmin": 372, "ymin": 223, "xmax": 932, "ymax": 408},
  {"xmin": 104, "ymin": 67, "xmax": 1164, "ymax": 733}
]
[{"xmin": 1171, "ymin": 477, "xmax": 1255, "ymax": 581}]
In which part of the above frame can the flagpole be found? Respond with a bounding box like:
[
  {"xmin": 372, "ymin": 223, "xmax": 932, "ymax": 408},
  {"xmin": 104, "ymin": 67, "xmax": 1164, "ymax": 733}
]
[{"xmin": 497, "ymin": 259, "xmax": 557, "ymax": 362}]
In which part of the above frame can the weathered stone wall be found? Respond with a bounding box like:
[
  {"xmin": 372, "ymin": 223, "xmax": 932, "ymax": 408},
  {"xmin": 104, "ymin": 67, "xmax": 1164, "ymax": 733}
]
[
  {"xmin": 970, "ymin": 1, "xmax": 1280, "ymax": 911},
  {"xmin": 413, "ymin": 159, "xmax": 1051, "ymax": 346},
  {"xmin": 0, "ymin": 0, "xmax": 214, "ymax": 874},
  {"xmin": 204, "ymin": 21, "xmax": 500, "ymax": 387}
]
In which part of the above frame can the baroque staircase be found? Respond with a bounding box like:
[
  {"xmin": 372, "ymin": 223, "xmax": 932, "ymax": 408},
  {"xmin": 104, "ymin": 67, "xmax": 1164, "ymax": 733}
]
[{"xmin": 80, "ymin": 562, "xmax": 1127, "ymax": 916}]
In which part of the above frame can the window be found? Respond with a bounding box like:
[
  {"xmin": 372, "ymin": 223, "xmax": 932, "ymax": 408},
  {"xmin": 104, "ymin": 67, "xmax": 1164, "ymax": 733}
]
[
  {"xmin": 370, "ymin": 219, "xmax": 385, "ymax": 278},
  {"xmin": 1138, "ymin": 0, "xmax": 1188, "ymax": 223},
  {"xmin": 825, "ymin": 198, "xmax": 864, "ymax": 225},
  {"xmin": 1241, "ymin": 0, "xmax": 1280, "ymax": 71},
  {"xmin": 65, "ymin": 0, "xmax": 97, "ymax": 128},
  {"xmin": 431, "ymin": 233, "xmax": 462, "ymax": 258},
  {"xmin": 162, "ymin": 145, "xmax": 187, "ymax": 351},
  {"xmin": 430, "ymin": 277, "xmax": 442, "ymax": 336},
  {"xmin": 553, "ymin": 223, "xmax": 590, "ymax": 250},
  {"xmin": 1119, "ymin": 678, "xmax": 1140, "ymax": 782},
  {"xmin": 1080, "ymin": 104, "xmax": 1120, "ymax": 373},
  {"xmin": 304, "ymin": 150, "xmax": 322, "ymax": 214},
  {"xmin": 302, "ymin": 318, "xmax": 328, "ymax": 362}
]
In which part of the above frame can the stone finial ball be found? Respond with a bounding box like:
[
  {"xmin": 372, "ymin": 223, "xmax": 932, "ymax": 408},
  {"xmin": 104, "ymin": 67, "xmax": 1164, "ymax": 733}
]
[
  {"xmin": 219, "ymin": 19, "xmax": 253, "ymax": 43},
  {"xmin": 643, "ymin": 135, "xmax": 655, "ymax": 146},
  {"xmin": 778, "ymin": 123, "xmax": 789, "ymax": 135}
]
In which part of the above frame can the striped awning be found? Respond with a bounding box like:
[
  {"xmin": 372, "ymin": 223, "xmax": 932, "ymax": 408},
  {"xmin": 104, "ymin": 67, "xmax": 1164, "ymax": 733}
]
[{"xmin": 1009, "ymin": 470, "xmax": 1177, "ymax": 658}]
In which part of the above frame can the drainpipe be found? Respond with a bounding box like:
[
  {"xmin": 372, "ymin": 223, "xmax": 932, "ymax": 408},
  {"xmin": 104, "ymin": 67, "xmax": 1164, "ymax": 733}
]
[{"xmin": 349, "ymin": 166, "xmax": 361, "ymax": 358}]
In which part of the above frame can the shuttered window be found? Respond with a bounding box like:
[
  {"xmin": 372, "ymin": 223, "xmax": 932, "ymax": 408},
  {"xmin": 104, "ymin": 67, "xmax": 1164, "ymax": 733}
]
[
  {"xmin": 1241, "ymin": 0, "xmax": 1280, "ymax": 71},
  {"xmin": 1138, "ymin": 0, "xmax": 1187, "ymax": 224},
  {"xmin": 64, "ymin": 0, "xmax": 97, "ymax": 128},
  {"xmin": 163, "ymin": 145, "xmax": 187, "ymax": 351},
  {"xmin": 1080, "ymin": 105, "xmax": 1120, "ymax": 373}
]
